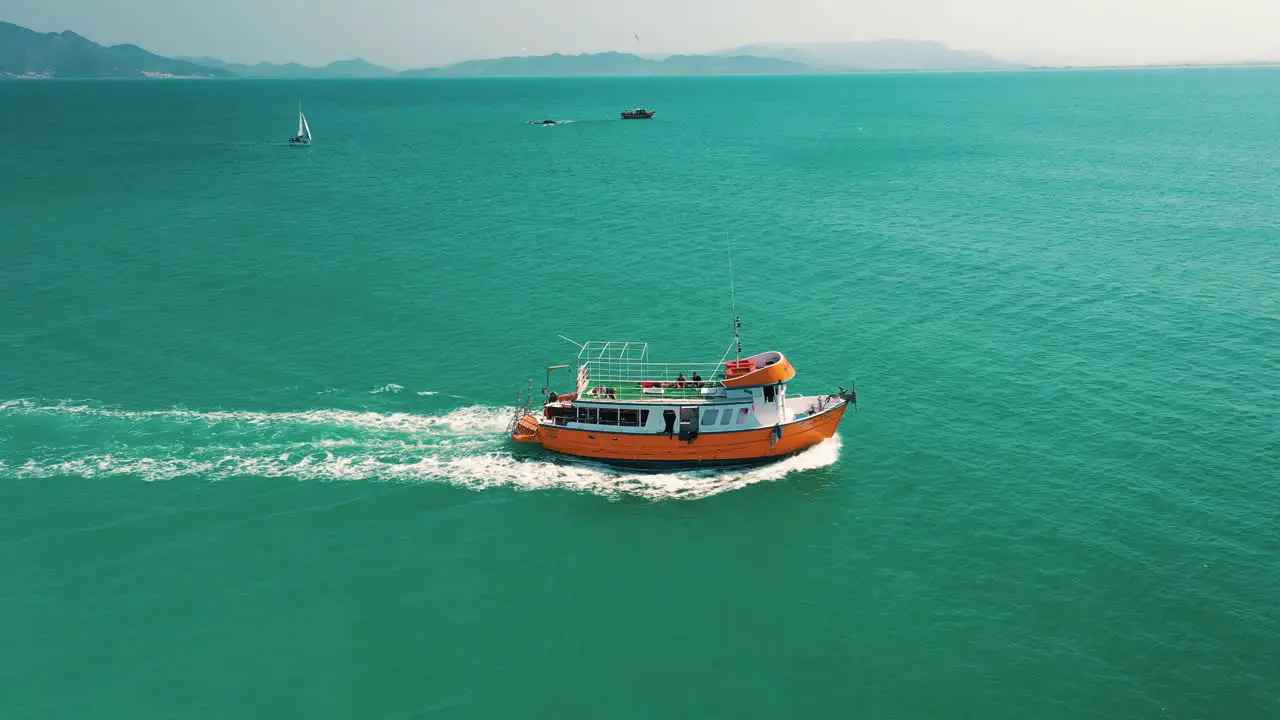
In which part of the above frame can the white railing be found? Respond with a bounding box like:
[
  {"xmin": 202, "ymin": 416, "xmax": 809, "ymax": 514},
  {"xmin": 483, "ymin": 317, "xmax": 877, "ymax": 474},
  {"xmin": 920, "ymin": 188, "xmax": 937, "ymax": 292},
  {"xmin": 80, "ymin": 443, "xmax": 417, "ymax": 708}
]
[
  {"xmin": 577, "ymin": 340, "xmax": 648, "ymax": 363},
  {"xmin": 565, "ymin": 338, "xmax": 739, "ymax": 396},
  {"xmin": 581, "ymin": 361, "xmax": 726, "ymax": 387}
]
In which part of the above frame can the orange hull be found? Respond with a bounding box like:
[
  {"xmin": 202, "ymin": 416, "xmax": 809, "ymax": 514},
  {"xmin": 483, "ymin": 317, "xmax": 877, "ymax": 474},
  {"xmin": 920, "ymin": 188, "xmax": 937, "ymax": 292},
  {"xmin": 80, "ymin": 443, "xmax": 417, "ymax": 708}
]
[{"xmin": 526, "ymin": 403, "xmax": 847, "ymax": 465}]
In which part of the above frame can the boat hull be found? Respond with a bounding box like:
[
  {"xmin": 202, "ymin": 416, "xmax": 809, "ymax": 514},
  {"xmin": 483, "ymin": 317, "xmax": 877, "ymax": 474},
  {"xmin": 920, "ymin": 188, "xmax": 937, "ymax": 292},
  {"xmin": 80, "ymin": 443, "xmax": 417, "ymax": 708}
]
[
  {"xmin": 555, "ymin": 452, "xmax": 810, "ymax": 471},
  {"xmin": 517, "ymin": 402, "xmax": 847, "ymax": 466}
]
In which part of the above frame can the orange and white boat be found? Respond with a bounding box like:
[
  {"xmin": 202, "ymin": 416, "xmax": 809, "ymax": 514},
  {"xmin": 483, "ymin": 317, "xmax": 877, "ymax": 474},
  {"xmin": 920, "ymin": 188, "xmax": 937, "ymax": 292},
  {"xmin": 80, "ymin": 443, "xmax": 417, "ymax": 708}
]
[{"xmin": 508, "ymin": 338, "xmax": 856, "ymax": 468}]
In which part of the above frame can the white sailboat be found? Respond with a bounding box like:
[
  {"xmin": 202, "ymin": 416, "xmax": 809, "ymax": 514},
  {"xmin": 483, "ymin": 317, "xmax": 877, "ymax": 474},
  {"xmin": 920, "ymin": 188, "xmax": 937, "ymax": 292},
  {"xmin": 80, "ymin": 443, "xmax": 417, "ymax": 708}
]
[{"xmin": 290, "ymin": 104, "xmax": 312, "ymax": 147}]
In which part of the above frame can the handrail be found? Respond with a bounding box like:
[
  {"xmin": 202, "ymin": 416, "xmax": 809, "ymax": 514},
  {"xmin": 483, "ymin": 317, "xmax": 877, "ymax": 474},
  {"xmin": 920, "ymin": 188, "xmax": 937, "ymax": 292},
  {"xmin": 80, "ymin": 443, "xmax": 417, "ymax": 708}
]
[
  {"xmin": 570, "ymin": 340, "xmax": 743, "ymax": 393},
  {"xmin": 581, "ymin": 360, "xmax": 726, "ymax": 384},
  {"xmin": 583, "ymin": 361, "xmax": 724, "ymax": 370},
  {"xmin": 505, "ymin": 378, "xmax": 534, "ymax": 435},
  {"xmin": 577, "ymin": 340, "xmax": 649, "ymax": 363}
]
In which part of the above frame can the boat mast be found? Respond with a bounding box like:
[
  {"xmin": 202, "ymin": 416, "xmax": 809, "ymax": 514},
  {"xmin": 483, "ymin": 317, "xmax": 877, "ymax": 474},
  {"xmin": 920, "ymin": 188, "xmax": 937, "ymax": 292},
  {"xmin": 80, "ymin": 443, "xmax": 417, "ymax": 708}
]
[{"xmin": 728, "ymin": 234, "xmax": 740, "ymax": 359}]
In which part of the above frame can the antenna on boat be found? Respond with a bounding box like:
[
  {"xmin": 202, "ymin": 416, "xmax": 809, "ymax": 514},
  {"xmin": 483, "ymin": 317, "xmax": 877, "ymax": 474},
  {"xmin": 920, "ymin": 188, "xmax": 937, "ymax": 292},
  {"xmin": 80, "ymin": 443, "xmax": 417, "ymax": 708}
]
[{"xmin": 727, "ymin": 236, "xmax": 741, "ymax": 359}]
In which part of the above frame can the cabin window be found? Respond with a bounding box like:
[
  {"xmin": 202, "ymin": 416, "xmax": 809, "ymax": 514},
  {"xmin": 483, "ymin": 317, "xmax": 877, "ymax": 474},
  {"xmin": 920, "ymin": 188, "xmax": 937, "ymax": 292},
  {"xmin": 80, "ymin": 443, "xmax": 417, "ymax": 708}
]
[
  {"xmin": 576, "ymin": 407, "xmax": 587, "ymax": 423},
  {"xmin": 599, "ymin": 408, "xmax": 619, "ymax": 425},
  {"xmin": 640, "ymin": 410, "xmax": 650, "ymax": 426},
  {"xmin": 736, "ymin": 408, "xmax": 748, "ymax": 425},
  {"xmin": 702, "ymin": 409, "xmax": 719, "ymax": 426},
  {"xmin": 619, "ymin": 409, "xmax": 640, "ymax": 427},
  {"xmin": 763, "ymin": 385, "xmax": 776, "ymax": 403},
  {"xmin": 587, "ymin": 407, "xmax": 598, "ymax": 424}
]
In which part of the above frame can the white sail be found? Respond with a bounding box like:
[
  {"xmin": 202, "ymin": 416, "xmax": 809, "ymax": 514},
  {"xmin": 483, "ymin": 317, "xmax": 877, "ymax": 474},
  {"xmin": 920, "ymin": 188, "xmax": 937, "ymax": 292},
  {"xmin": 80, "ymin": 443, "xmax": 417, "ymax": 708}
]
[{"xmin": 302, "ymin": 112, "xmax": 312, "ymax": 141}]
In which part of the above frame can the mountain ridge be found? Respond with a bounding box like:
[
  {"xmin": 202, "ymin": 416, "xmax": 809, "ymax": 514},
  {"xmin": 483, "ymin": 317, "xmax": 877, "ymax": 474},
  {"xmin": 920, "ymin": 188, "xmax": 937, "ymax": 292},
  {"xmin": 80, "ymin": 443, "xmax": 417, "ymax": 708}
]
[
  {"xmin": 2, "ymin": 21, "xmax": 1034, "ymax": 78},
  {"xmin": 717, "ymin": 39, "xmax": 1022, "ymax": 71},
  {"xmin": 402, "ymin": 51, "xmax": 810, "ymax": 77},
  {"xmin": 179, "ymin": 55, "xmax": 397, "ymax": 78},
  {"xmin": 0, "ymin": 21, "xmax": 230, "ymax": 78}
]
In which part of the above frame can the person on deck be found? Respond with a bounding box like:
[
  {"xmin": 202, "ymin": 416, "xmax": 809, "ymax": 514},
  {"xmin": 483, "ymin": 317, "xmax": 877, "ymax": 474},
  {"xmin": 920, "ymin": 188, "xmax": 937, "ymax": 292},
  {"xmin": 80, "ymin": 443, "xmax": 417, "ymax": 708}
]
[
  {"xmin": 691, "ymin": 371, "xmax": 703, "ymax": 387},
  {"xmin": 676, "ymin": 373, "xmax": 687, "ymax": 389}
]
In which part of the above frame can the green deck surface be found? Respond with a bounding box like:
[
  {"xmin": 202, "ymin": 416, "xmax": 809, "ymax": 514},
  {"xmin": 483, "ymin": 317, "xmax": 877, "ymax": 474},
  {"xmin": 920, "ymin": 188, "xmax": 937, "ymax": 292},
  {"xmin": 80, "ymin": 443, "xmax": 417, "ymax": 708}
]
[{"xmin": 584, "ymin": 382, "xmax": 721, "ymax": 402}]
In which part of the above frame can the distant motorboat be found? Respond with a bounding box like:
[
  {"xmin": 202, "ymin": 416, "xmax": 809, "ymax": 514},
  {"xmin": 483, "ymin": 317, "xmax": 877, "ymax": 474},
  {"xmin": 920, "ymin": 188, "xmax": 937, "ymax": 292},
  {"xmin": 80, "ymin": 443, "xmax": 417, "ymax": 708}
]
[
  {"xmin": 528, "ymin": 119, "xmax": 561, "ymax": 125},
  {"xmin": 290, "ymin": 104, "xmax": 312, "ymax": 146},
  {"xmin": 621, "ymin": 108, "xmax": 655, "ymax": 120}
]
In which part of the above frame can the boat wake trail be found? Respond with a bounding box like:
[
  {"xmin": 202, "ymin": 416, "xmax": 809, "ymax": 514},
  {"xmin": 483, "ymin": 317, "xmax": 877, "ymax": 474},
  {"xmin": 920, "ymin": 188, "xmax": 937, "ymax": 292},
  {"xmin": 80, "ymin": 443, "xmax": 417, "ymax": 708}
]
[{"xmin": 0, "ymin": 399, "xmax": 841, "ymax": 500}]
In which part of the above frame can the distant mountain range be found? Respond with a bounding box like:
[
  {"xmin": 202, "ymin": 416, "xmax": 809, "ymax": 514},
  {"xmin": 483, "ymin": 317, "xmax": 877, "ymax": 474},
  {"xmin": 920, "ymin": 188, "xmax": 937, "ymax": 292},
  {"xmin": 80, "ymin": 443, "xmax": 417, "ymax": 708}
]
[
  {"xmin": 7, "ymin": 20, "xmax": 1280, "ymax": 80},
  {"xmin": 1, "ymin": 20, "xmax": 1028, "ymax": 79},
  {"xmin": 0, "ymin": 21, "xmax": 229, "ymax": 78},
  {"xmin": 402, "ymin": 51, "xmax": 808, "ymax": 77},
  {"xmin": 717, "ymin": 40, "xmax": 1021, "ymax": 71},
  {"xmin": 178, "ymin": 56, "xmax": 397, "ymax": 78}
]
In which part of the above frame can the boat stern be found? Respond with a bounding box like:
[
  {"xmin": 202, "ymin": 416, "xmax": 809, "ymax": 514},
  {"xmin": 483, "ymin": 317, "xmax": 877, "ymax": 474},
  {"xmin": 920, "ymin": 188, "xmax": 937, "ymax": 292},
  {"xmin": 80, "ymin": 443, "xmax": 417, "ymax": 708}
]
[{"xmin": 510, "ymin": 413, "xmax": 543, "ymax": 444}]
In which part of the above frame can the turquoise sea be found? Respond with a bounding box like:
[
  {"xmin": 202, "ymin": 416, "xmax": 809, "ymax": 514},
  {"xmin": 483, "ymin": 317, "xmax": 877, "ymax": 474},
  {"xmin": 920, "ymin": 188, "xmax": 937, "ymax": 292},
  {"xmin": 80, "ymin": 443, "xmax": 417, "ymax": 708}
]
[{"xmin": 1, "ymin": 70, "xmax": 1277, "ymax": 718}]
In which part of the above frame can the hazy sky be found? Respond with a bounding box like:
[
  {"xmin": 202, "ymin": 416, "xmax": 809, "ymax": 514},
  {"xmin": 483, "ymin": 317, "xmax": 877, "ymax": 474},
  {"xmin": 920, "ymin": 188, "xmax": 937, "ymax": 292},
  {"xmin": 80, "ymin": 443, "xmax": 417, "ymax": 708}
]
[{"xmin": 4, "ymin": 0, "xmax": 1280, "ymax": 69}]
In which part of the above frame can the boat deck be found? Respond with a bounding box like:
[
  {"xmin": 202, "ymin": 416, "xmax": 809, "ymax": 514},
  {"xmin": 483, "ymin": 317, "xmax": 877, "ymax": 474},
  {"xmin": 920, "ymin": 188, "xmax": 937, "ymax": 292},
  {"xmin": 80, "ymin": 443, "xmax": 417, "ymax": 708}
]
[{"xmin": 580, "ymin": 382, "xmax": 723, "ymax": 402}]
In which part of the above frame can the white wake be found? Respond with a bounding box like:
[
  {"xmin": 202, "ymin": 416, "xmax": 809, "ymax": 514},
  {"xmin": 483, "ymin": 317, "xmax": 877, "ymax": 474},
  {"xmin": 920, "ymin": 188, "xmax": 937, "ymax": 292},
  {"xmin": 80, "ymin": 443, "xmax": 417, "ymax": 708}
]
[{"xmin": 0, "ymin": 399, "xmax": 842, "ymax": 500}]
